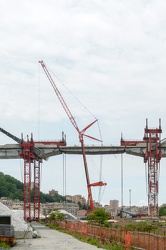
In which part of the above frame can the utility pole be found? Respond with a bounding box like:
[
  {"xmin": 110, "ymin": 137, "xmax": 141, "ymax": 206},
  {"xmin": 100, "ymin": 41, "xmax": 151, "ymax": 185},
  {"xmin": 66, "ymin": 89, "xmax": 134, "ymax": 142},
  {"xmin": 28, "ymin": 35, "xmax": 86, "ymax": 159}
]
[
  {"xmin": 121, "ymin": 154, "xmax": 123, "ymax": 210},
  {"xmin": 129, "ymin": 189, "xmax": 132, "ymax": 212}
]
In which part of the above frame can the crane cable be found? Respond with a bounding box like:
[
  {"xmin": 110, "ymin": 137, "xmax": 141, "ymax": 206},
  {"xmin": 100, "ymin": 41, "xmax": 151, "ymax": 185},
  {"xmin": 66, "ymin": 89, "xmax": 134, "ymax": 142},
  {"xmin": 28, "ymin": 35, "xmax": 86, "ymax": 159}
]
[
  {"xmin": 38, "ymin": 63, "xmax": 43, "ymax": 189},
  {"xmin": 158, "ymin": 161, "xmax": 160, "ymax": 193},
  {"xmin": 47, "ymin": 65, "xmax": 98, "ymax": 121},
  {"xmin": 38, "ymin": 63, "xmax": 41, "ymax": 140},
  {"xmin": 41, "ymin": 63, "xmax": 106, "ymax": 204},
  {"xmin": 20, "ymin": 158, "xmax": 23, "ymax": 183},
  {"xmin": 87, "ymin": 120, "xmax": 106, "ymax": 203},
  {"xmin": 121, "ymin": 154, "xmax": 123, "ymax": 209},
  {"xmin": 97, "ymin": 120, "xmax": 106, "ymax": 203},
  {"xmin": 48, "ymin": 64, "xmax": 106, "ymax": 202},
  {"xmin": 145, "ymin": 162, "xmax": 148, "ymax": 196},
  {"xmin": 63, "ymin": 153, "xmax": 67, "ymax": 208}
]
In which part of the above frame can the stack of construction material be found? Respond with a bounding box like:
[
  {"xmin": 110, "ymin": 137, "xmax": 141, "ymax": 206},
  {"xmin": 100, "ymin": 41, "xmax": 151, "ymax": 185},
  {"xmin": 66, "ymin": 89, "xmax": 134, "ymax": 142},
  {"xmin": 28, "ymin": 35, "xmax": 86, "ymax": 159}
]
[{"xmin": 0, "ymin": 202, "xmax": 32, "ymax": 239}]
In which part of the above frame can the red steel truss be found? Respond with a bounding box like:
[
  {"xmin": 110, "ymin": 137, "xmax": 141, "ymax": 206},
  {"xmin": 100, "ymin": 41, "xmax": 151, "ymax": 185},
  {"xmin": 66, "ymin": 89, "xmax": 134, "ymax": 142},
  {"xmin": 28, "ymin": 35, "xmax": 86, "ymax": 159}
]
[
  {"xmin": 20, "ymin": 135, "xmax": 66, "ymax": 222},
  {"xmin": 121, "ymin": 119, "xmax": 162, "ymax": 216},
  {"xmin": 20, "ymin": 137, "xmax": 37, "ymax": 221},
  {"xmin": 10, "ymin": 131, "xmax": 66, "ymax": 222},
  {"xmin": 143, "ymin": 119, "xmax": 162, "ymax": 216},
  {"xmin": 34, "ymin": 159, "xmax": 41, "ymax": 221},
  {"xmin": 0, "ymin": 126, "xmax": 67, "ymax": 222}
]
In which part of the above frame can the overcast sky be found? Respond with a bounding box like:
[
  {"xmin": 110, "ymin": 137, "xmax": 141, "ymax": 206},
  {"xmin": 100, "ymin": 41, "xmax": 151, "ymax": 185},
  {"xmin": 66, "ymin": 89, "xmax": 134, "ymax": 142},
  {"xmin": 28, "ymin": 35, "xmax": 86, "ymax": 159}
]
[{"xmin": 1, "ymin": 0, "xmax": 166, "ymax": 207}]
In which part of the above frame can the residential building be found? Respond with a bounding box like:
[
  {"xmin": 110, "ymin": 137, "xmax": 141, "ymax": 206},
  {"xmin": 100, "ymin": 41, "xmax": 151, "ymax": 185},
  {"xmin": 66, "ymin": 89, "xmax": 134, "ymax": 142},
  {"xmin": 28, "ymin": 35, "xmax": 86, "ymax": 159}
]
[
  {"xmin": 109, "ymin": 200, "xmax": 119, "ymax": 209},
  {"xmin": 65, "ymin": 195, "xmax": 86, "ymax": 205},
  {"xmin": 49, "ymin": 189, "xmax": 58, "ymax": 196}
]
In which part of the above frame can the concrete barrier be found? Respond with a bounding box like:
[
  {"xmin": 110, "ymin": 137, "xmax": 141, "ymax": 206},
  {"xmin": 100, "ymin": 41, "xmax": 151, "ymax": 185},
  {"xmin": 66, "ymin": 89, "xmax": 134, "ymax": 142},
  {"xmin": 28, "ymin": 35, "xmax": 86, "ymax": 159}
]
[{"xmin": 14, "ymin": 230, "xmax": 33, "ymax": 239}]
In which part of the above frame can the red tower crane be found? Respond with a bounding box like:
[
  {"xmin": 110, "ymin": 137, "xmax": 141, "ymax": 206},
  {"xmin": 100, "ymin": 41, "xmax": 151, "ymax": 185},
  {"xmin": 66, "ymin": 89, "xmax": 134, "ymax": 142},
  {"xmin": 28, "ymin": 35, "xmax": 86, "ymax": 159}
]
[{"xmin": 39, "ymin": 60, "xmax": 106, "ymax": 212}]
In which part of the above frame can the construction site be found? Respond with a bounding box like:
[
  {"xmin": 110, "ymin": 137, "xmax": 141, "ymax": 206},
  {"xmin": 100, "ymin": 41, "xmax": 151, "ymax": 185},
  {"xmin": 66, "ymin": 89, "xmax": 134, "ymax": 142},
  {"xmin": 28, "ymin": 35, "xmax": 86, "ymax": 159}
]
[
  {"xmin": 1, "ymin": 0, "xmax": 166, "ymax": 249},
  {"xmin": 0, "ymin": 61, "xmax": 166, "ymax": 250},
  {"xmin": 0, "ymin": 61, "xmax": 165, "ymax": 221}
]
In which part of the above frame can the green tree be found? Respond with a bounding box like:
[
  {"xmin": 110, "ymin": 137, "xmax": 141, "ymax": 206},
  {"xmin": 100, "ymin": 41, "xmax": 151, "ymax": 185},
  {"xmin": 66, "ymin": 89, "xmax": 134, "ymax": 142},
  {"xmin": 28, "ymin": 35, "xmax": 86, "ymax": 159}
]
[
  {"xmin": 77, "ymin": 201, "xmax": 87, "ymax": 210},
  {"xmin": 0, "ymin": 172, "xmax": 66, "ymax": 203},
  {"xmin": 87, "ymin": 208, "xmax": 110, "ymax": 225},
  {"xmin": 159, "ymin": 206, "xmax": 166, "ymax": 216}
]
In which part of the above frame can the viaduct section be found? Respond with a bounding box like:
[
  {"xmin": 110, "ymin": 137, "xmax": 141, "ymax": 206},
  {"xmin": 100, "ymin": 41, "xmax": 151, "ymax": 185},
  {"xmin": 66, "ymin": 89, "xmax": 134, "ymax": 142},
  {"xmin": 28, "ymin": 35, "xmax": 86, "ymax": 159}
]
[{"xmin": 0, "ymin": 119, "xmax": 166, "ymax": 220}]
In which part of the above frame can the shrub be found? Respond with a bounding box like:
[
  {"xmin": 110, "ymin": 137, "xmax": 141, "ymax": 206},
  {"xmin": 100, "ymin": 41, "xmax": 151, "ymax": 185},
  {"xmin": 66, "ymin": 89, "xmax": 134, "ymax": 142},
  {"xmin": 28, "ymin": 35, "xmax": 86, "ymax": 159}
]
[{"xmin": 87, "ymin": 208, "xmax": 110, "ymax": 226}]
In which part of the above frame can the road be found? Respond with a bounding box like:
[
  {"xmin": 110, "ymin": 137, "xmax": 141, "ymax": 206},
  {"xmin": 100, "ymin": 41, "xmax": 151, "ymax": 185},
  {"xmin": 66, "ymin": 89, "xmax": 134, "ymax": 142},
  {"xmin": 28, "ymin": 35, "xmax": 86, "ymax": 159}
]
[{"xmin": 13, "ymin": 222, "xmax": 104, "ymax": 250}]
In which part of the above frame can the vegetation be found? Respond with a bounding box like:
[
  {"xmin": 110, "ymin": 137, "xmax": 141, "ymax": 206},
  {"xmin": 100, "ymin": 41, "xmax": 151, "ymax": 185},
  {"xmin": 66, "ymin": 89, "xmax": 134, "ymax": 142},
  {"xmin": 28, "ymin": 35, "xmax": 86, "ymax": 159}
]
[
  {"xmin": 108, "ymin": 220, "xmax": 166, "ymax": 236},
  {"xmin": 159, "ymin": 206, "xmax": 166, "ymax": 216},
  {"xmin": 43, "ymin": 222, "xmax": 125, "ymax": 250},
  {"xmin": 48, "ymin": 209, "xmax": 65, "ymax": 221},
  {"xmin": 0, "ymin": 172, "xmax": 23, "ymax": 200},
  {"xmin": 0, "ymin": 172, "xmax": 65, "ymax": 203},
  {"xmin": 37, "ymin": 191, "xmax": 65, "ymax": 203},
  {"xmin": 124, "ymin": 221, "xmax": 159, "ymax": 233},
  {"xmin": 0, "ymin": 242, "xmax": 11, "ymax": 248},
  {"xmin": 42, "ymin": 218, "xmax": 166, "ymax": 249},
  {"xmin": 87, "ymin": 208, "xmax": 110, "ymax": 226},
  {"xmin": 77, "ymin": 201, "xmax": 87, "ymax": 210}
]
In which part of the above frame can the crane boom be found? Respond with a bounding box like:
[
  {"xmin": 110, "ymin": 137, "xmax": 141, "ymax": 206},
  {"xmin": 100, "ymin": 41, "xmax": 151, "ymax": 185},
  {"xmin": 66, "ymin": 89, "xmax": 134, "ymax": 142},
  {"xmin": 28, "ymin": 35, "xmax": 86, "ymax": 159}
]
[
  {"xmin": 39, "ymin": 60, "xmax": 106, "ymax": 212},
  {"xmin": 39, "ymin": 61, "xmax": 80, "ymax": 133}
]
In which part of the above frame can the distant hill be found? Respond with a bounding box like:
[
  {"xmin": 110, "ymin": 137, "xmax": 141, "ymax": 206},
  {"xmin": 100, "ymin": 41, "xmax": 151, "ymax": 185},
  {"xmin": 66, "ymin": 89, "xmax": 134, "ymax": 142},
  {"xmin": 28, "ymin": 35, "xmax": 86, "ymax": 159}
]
[{"xmin": 0, "ymin": 172, "xmax": 65, "ymax": 203}]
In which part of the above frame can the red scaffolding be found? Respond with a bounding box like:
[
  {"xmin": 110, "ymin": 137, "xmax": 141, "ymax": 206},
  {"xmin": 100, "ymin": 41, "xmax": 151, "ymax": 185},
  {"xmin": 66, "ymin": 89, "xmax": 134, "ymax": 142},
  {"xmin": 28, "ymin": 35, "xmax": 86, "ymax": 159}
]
[
  {"xmin": 143, "ymin": 119, "xmax": 162, "ymax": 216},
  {"xmin": 20, "ymin": 135, "xmax": 40, "ymax": 221},
  {"xmin": 0, "ymin": 127, "xmax": 66, "ymax": 221},
  {"xmin": 121, "ymin": 119, "xmax": 162, "ymax": 216}
]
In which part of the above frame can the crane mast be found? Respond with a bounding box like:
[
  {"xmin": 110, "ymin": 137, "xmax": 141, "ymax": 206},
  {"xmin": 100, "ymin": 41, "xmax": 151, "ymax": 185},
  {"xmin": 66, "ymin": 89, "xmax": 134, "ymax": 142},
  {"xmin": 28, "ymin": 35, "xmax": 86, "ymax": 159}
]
[{"xmin": 39, "ymin": 60, "xmax": 106, "ymax": 212}]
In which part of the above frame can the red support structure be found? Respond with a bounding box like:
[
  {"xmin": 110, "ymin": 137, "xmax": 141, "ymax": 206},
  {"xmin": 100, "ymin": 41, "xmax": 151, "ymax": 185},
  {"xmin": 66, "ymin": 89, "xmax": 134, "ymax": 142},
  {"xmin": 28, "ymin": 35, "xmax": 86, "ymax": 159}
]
[
  {"xmin": 143, "ymin": 119, "xmax": 162, "ymax": 216},
  {"xmin": 20, "ymin": 137, "xmax": 36, "ymax": 221},
  {"xmin": 21, "ymin": 135, "xmax": 66, "ymax": 221},
  {"xmin": 34, "ymin": 160, "xmax": 41, "ymax": 221},
  {"xmin": 23, "ymin": 158, "xmax": 31, "ymax": 221},
  {"xmin": 21, "ymin": 144, "xmax": 33, "ymax": 221},
  {"xmin": 0, "ymin": 127, "xmax": 66, "ymax": 221},
  {"xmin": 121, "ymin": 119, "xmax": 162, "ymax": 217}
]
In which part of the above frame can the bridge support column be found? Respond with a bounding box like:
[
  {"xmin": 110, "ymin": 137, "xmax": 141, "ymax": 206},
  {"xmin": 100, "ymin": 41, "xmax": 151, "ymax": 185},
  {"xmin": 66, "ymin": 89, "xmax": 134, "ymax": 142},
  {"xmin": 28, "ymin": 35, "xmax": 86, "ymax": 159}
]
[
  {"xmin": 34, "ymin": 160, "xmax": 41, "ymax": 221},
  {"xmin": 144, "ymin": 119, "xmax": 162, "ymax": 216}
]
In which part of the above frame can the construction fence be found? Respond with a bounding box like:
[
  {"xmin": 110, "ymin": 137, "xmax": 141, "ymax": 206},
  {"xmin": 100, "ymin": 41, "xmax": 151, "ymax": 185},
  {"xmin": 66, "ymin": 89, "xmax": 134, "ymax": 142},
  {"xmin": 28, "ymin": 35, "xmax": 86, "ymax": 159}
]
[
  {"xmin": 56, "ymin": 221, "xmax": 166, "ymax": 250},
  {"xmin": 0, "ymin": 224, "xmax": 14, "ymax": 246}
]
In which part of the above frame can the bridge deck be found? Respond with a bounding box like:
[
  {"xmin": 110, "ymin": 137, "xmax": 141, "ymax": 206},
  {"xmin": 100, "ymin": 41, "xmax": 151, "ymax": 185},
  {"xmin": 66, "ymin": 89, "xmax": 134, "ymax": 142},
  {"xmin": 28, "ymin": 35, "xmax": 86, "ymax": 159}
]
[{"xmin": 0, "ymin": 143, "xmax": 153, "ymax": 159}]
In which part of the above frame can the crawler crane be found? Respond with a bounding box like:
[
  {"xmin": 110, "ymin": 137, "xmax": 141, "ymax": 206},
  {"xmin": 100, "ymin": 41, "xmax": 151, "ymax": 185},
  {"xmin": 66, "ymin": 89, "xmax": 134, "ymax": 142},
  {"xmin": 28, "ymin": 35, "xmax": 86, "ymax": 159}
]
[{"xmin": 39, "ymin": 60, "xmax": 106, "ymax": 212}]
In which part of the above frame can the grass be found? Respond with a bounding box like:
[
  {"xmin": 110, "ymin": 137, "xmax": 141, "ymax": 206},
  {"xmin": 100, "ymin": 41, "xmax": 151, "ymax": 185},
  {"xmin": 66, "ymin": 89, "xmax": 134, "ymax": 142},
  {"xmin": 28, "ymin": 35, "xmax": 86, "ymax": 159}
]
[
  {"xmin": 111, "ymin": 220, "xmax": 166, "ymax": 235},
  {"xmin": 0, "ymin": 242, "xmax": 11, "ymax": 248},
  {"xmin": 44, "ymin": 222, "xmax": 125, "ymax": 250}
]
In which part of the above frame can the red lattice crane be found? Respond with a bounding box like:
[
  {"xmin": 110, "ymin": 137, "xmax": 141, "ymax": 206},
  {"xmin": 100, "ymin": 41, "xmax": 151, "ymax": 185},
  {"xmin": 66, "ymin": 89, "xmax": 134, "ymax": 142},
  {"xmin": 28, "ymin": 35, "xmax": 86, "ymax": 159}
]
[{"xmin": 39, "ymin": 60, "xmax": 106, "ymax": 212}]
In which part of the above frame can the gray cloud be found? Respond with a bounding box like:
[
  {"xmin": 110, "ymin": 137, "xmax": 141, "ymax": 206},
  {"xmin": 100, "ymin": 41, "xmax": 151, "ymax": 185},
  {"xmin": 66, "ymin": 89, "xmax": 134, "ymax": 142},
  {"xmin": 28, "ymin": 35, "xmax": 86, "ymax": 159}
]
[{"xmin": 0, "ymin": 0, "xmax": 166, "ymax": 206}]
